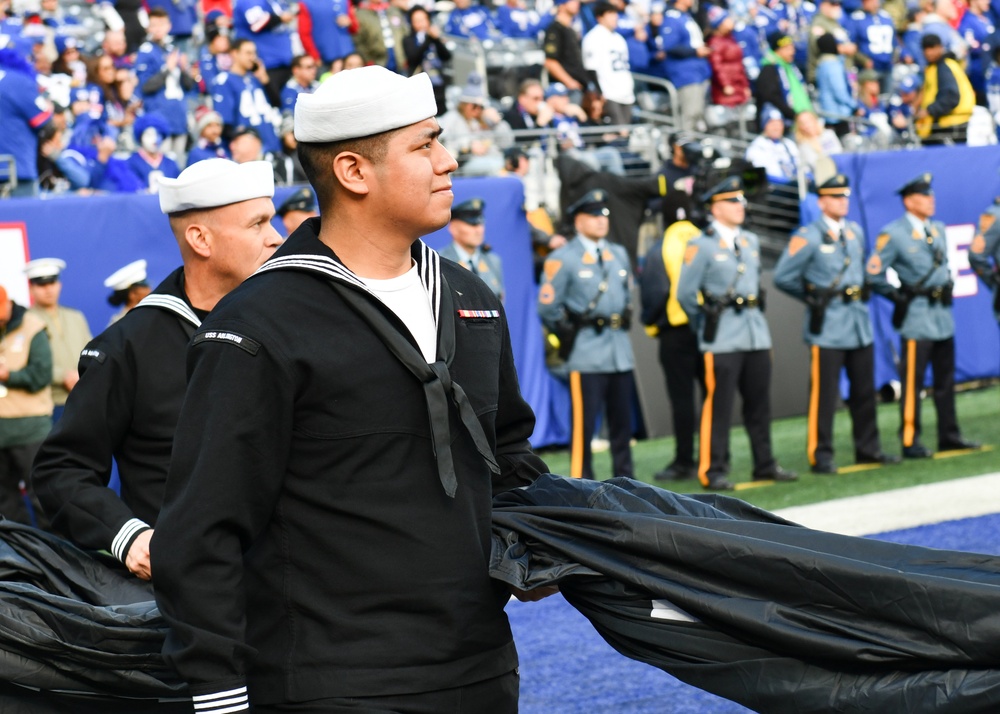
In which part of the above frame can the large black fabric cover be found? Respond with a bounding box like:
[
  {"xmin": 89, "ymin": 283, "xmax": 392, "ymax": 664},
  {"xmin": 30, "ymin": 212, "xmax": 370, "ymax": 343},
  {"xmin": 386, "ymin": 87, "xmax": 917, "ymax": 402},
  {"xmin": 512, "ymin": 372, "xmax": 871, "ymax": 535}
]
[
  {"xmin": 0, "ymin": 520, "xmax": 186, "ymax": 709},
  {"xmin": 491, "ymin": 475, "xmax": 1000, "ymax": 714}
]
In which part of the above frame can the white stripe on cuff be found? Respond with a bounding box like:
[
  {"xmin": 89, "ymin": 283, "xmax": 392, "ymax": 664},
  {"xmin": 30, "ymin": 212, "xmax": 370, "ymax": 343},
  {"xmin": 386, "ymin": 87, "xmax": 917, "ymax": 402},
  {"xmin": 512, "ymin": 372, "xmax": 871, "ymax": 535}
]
[
  {"xmin": 192, "ymin": 687, "xmax": 249, "ymax": 712},
  {"xmin": 111, "ymin": 518, "xmax": 151, "ymax": 562}
]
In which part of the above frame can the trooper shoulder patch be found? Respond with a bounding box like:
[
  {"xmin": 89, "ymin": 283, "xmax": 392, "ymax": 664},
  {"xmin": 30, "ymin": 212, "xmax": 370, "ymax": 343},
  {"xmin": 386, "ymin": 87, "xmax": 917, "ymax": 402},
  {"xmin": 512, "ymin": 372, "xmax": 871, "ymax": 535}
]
[
  {"xmin": 875, "ymin": 233, "xmax": 891, "ymax": 253},
  {"xmin": 788, "ymin": 235, "xmax": 809, "ymax": 257},
  {"xmin": 683, "ymin": 244, "xmax": 699, "ymax": 265},
  {"xmin": 80, "ymin": 348, "xmax": 107, "ymax": 364},
  {"xmin": 192, "ymin": 330, "xmax": 261, "ymax": 355}
]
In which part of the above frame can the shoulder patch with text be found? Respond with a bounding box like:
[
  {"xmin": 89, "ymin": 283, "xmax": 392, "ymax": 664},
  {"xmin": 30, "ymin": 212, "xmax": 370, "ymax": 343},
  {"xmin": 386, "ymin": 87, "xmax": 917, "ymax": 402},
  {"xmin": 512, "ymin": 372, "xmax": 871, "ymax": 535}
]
[
  {"xmin": 80, "ymin": 348, "xmax": 107, "ymax": 364},
  {"xmin": 192, "ymin": 330, "xmax": 261, "ymax": 355}
]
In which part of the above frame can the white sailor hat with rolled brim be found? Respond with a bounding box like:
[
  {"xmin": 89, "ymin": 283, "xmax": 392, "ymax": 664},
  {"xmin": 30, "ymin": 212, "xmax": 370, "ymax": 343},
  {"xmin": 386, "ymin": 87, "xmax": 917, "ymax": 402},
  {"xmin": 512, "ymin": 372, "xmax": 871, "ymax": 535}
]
[
  {"xmin": 24, "ymin": 258, "xmax": 67, "ymax": 282},
  {"xmin": 157, "ymin": 159, "xmax": 275, "ymax": 215},
  {"xmin": 294, "ymin": 65, "xmax": 438, "ymax": 143},
  {"xmin": 104, "ymin": 259, "xmax": 148, "ymax": 291}
]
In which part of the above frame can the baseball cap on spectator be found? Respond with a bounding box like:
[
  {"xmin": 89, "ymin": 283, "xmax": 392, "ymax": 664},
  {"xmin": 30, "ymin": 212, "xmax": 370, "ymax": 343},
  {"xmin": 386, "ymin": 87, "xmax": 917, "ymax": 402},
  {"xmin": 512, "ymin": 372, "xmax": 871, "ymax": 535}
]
[
  {"xmin": 553, "ymin": 0, "xmax": 575, "ymax": 5},
  {"xmin": 760, "ymin": 103, "xmax": 784, "ymax": 124},
  {"xmin": 545, "ymin": 82, "xmax": 569, "ymax": 99},
  {"xmin": 54, "ymin": 35, "xmax": 80, "ymax": 55},
  {"xmin": 458, "ymin": 72, "xmax": 488, "ymax": 106},
  {"xmin": 897, "ymin": 75, "xmax": 920, "ymax": 93},
  {"xmin": 816, "ymin": 33, "xmax": 839, "ymax": 55},
  {"xmin": 231, "ymin": 125, "xmax": 262, "ymax": 142},
  {"xmin": 707, "ymin": 5, "xmax": 729, "ymax": 29},
  {"xmin": 193, "ymin": 106, "xmax": 224, "ymax": 138},
  {"xmin": 205, "ymin": 9, "xmax": 227, "ymax": 24},
  {"xmin": 767, "ymin": 31, "xmax": 793, "ymax": 51}
]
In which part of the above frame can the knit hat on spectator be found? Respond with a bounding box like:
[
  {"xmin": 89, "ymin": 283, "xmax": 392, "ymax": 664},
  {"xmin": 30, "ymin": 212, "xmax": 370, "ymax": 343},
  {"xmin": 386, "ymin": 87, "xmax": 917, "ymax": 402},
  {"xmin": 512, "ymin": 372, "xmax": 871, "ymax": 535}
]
[
  {"xmin": 193, "ymin": 106, "xmax": 224, "ymax": 138},
  {"xmin": 767, "ymin": 31, "xmax": 793, "ymax": 51},
  {"xmin": 707, "ymin": 5, "xmax": 729, "ymax": 29},
  {"xmin": 545, "ymin": 82, "xmax": 569, "ymax": 99},
  {"xmin": 294, "ymin": 65, "xmax": 437, "ymax": 142}
]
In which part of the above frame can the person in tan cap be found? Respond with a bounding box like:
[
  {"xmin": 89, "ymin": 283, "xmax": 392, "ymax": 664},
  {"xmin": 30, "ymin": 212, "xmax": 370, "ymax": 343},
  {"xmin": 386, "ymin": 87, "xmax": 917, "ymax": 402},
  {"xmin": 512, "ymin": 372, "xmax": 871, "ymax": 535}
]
[
  {"xmin": 33, "ymin": 158, "xmax": 282, "ymax": 583},
  {"xmin": 0, "ymin": 283, "xmax": 53, "ymax": 527},
  {"xmin": 152, "ymin": 65, "xmax": 553, "ymax": 714},
  {"xmin": 25, "ymin": 258, "xmax": 92, "ymax": 423}
]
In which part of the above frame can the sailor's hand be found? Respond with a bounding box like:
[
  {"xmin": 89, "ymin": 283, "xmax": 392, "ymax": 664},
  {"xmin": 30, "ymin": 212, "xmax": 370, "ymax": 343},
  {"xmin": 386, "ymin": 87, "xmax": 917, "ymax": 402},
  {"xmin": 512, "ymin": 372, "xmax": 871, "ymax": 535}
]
[{"xmin": 126, "ymin": 529, "xmax": 154, "ymax": 581}]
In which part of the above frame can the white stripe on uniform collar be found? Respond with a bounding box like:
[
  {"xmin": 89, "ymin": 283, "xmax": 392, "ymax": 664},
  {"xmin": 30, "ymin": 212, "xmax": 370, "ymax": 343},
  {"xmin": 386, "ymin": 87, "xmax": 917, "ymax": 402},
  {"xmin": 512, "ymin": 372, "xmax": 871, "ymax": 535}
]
[
  {"xmin": 134, "ymin": 294, "xmax": 201, "ymax": 327},
  {"xmin": 254, "ymin": 242, "xmax": 442, "ymax": 328}
]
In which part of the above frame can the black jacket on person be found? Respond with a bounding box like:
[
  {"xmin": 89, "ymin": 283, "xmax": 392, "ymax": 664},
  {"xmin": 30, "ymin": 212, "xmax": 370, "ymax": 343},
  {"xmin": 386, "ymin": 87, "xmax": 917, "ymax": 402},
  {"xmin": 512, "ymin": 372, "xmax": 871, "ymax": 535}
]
[
  {"xmin": 754, "ymin": 62, "xmax": 798, "ymax": 125},
  {"xmin": 491, "ymin": 475, "xmax": 1000, "ymax": 714},
  {"xmin": 33, "ymin": 268, "xmax": 203, "ymax": 564},
  {"xmin": 152, "ymin": 219, "xmax": 547, "ymax": 707}
]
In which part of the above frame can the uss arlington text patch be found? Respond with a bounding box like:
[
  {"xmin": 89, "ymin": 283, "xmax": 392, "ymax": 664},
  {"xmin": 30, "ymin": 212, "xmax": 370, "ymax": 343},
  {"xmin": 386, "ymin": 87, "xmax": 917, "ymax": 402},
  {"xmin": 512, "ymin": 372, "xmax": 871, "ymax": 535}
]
[
  {"xmin": 80, "ymin": 348, "xmax": 107, "ymax": 364},
  {"xmin": 192, "ymin": 330, "xmax": 261, "ymax": 355}
]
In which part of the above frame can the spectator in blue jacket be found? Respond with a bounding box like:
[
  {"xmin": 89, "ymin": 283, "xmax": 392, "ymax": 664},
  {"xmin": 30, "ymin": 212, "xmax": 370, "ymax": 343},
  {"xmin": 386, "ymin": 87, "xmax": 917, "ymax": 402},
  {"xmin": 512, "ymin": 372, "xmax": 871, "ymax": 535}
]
[
  {"xmin": 846, "ymin": 0, "xmax": 896, "ymax": 87},
  {"xmin": 0, "ymin": 47, "xmax": 53, "ymax": 197},
  {"xmin": 135, "ymin": 8, "xmax": 198, "ymax": 158},
  {"xmin": 145, "ymin": 0, "xmax": 198, "ymax": 56},
  {"xmin": 445, "ymin": 0, "xmax": 499, "ymax": 40},
  {"xmin": 987, "ymin": 45, "xmax": 1000, "ymax": 141},
  {"xmin": 899, "ymin": 6, "xmax": 927, "ymax": 66},
  {"xmin": 959, "ymin": 0, "xmax": 996, "ymax": 101},
  {"xmin": 187, "ymin": 108, "xmax": 231, "ymax": 165},
  {"xmin": 653, "ymin": 0, "xmax": 711, "ymax": 130},
  {"xmin": 197, "ymin": 20, "xmax": 232, "ymax": 93},
  {"xmin": 815, "ymin": 32, "xmax": 856, "ymax": 136},
  {"xmin": 495, "ymin": 0, "xmax": 555, "ymax": 39},
  {"xmin": 279, "ymin": 54, "xmax": 318, "ymax": 118},
  {"xmin": 888, "ymin": 72, "xmax": 920, "ymax": 140},
  {"xmin": 233, "ymin": 0, "xmax": 295, "ymax": 105},
  {"xmin": 126, "ymin": 112, "xmax": 181, "ymax": 191},
  {"xmin": 297, "ymin": 0, "xmax": 354, "ymax": 71},
  {"xmin": 211, "ymin": 38, "xmax": 281, "ymax": 154}
]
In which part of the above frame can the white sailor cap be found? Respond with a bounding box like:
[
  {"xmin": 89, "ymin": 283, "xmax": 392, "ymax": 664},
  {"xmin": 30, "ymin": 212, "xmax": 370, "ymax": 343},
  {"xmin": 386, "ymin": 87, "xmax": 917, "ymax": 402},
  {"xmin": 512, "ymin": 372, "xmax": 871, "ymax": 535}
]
[
  {"xmin": 24, "ymin": 258, "xmax": 67, "ymax": 283},
  {"xmin": 157, "ymin": 159, "xmax": 275, "ymax": 215},
  {"xmin": 294, "ymin": 65, "xmax": 438, "ymax": 143},
  {"xmin": 104, "ymin": 259, "xmax": 148, "ymax": 291}
]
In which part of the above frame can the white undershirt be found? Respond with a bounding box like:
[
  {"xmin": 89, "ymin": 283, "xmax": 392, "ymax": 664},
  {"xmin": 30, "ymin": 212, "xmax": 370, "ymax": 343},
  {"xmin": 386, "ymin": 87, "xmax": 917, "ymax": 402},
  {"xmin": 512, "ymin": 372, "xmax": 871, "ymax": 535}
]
[{"xmin": 358, "ymin": 262, "xmax": 438, "ymax": 363}]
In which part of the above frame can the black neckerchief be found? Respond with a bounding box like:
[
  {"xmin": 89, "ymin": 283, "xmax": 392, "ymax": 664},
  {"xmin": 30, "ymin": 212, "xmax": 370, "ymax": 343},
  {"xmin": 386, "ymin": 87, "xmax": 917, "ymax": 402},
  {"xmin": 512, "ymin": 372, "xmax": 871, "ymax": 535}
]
[{"xmin": 252, "ymin": 237, "xmax": 500, "ymax": 498}]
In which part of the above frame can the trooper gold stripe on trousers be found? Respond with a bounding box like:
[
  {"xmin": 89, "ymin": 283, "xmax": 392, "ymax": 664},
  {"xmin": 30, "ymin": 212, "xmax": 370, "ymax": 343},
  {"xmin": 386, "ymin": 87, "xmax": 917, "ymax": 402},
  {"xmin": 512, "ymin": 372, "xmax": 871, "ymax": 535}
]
[
  {"xmin": 903, "ymin": 339, "xmax": 918, "ymax": 448},
  {"xmin": 570, "ymin": 371, "xmax": 585, "ymax": 478},
  {"xmin": 807, "ymin": 345, "xmax": 821, "ymax": 466},
  {"xmin": 698, "ymin": 353, "xmax": 716, "ymax": 488}
]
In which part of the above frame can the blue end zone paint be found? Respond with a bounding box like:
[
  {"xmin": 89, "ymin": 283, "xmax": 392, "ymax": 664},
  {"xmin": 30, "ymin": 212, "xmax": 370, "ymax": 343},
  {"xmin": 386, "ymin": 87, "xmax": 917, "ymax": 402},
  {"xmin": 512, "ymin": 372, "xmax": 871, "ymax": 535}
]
[{"xmin": 508, "ymin": 513, "xmax": 1000, "ymax": 713}]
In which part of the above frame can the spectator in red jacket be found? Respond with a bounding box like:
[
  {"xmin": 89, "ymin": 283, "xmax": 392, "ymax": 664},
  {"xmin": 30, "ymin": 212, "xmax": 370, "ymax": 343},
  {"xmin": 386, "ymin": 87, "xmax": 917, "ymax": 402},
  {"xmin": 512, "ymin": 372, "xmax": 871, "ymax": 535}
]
[{"xmin": 706, "ymin": 5, "xmax": 750, "ymax": 107}]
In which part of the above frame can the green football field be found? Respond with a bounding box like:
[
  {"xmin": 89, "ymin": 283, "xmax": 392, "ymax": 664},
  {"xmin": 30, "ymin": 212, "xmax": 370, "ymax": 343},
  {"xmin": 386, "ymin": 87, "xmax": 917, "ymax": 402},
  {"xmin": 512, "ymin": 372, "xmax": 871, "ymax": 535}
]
[{"xmin": 535, "ymin": 386, "xmax": 1000, "ymax": 512}]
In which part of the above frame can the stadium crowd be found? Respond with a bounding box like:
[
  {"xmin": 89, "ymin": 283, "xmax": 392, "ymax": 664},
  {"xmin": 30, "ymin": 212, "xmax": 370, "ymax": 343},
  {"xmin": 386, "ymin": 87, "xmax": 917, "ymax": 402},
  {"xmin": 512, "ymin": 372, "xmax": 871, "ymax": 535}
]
[{"xmin": 1, "ymin": 0, "xmax": 999, "ymax": 198}]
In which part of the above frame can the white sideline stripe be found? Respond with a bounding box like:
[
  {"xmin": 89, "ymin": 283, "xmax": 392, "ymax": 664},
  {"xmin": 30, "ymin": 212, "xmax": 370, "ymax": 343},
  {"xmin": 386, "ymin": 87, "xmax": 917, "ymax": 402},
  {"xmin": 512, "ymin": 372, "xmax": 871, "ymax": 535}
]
[{"xmin": 774, "ymin": 471, "xmax": 1000, "ymax": 537}]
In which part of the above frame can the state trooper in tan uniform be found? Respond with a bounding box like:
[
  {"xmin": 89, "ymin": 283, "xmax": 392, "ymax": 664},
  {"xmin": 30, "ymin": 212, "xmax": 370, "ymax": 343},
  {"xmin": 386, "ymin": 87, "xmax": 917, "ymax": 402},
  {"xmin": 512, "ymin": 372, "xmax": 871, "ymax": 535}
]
[{"xmin": 538, "ymin": 189, "xmax": 635, "ymax": 480}]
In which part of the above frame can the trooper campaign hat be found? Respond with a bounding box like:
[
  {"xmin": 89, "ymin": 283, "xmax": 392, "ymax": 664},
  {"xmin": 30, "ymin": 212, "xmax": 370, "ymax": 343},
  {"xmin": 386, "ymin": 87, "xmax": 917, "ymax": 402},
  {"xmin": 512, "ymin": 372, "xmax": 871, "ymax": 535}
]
[
  {"xmin": 702, "ymin": 175, "xmax": 745, "ymax": 203},
  {"xmin": 294, "ymin": 65, "xmax": 438, "ymax": 143},
  {"xmin": 451, "ymin": 198, "xmax": 486, "ymax": 225},
  {"xmin": 277, "ymin": 187, "xmax": 318, "ymax": 217},
  {"xmin": 157, "ymin": 158, "xmax": 274, "ymax": 214},
  {"xmin": 898, "ymin": 172, "xmax": 933, "ymax": 197},
  {"xmin": 566, "ymin": 189, "xmax": 610, "ymax": 217},
  {"xmin": 816, "ymin": 174, "xmax": 851, "ymax": 197},
  {"xmin": 24, "ymin": 258, "xmax": 66, "ymax": 285}
]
